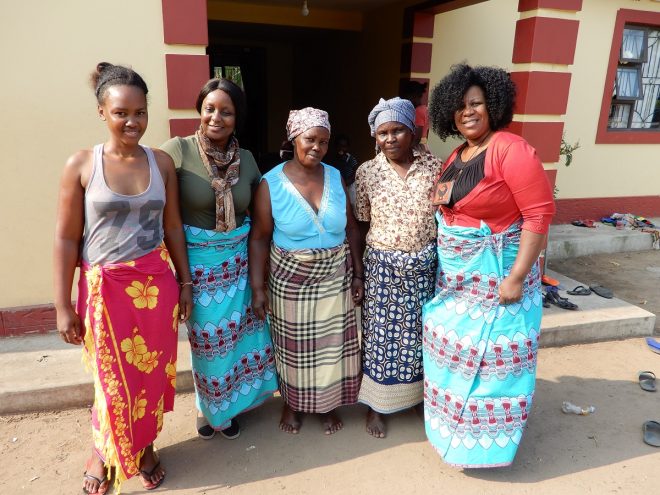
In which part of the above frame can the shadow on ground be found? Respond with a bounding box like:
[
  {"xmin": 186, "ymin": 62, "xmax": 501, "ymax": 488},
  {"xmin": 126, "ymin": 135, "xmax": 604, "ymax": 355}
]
[{"xmin": 156, "ymin": 372, "xmax": 660, "ymax": 490}]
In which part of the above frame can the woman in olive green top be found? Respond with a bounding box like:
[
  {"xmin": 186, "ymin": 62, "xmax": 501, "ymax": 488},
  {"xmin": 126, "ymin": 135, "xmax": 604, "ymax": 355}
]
[{"xmin": 161, "ymin": 79, "xmax": 278, "ymax": 441}]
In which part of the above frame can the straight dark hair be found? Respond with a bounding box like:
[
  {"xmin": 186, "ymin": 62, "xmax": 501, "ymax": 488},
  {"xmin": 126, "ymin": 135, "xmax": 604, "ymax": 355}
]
[{"xmin": 195, "ymin": 78, "xmax": 247, "ymax": 134}]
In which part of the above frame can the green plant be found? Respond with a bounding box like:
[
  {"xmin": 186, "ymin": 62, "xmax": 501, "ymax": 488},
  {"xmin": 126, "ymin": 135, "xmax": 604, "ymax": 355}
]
[
  {"xmin": 559, "ymin": 133, "xmax": 580, "ymax": 167},
  {"xmin": 554, "ymin": 133, "xmax": 580, "ymax": 198}
]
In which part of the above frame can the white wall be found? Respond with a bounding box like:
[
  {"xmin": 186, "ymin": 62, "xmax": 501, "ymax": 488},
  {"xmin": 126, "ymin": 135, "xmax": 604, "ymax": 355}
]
[
  {"xmin": 0, "ymin": 0, "xmax": 201, "ymax": 307},
  {"xmin": 426, "ymin": 0, "xmax": 519, "ymax": 161}
]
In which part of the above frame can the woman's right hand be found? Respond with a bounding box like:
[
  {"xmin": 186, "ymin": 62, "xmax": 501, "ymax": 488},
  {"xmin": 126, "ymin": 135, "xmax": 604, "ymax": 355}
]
[
  {"xmin": 252, "ymin": 288, "xmax": 271, "ymax": 321},
  {"xmin": 56, "ymin": 306, "xmax": 83, "ymax": 345}
]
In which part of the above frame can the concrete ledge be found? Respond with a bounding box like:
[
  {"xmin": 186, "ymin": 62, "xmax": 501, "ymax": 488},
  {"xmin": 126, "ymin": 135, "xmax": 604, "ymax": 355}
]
[
  {"xmin": 547, "ymin": 220, "xmax": 658, "ymax": 261},
  {"xmin": 0, "ymin": 331, "xmax": 194, "ymax": 415},
  {"xmin": 540, "ymin": 270, "xmax": 656, "ymax": 347},
  {"xmin": 2, "ymin": 274, "xmax": 655, "ymax": 414}
]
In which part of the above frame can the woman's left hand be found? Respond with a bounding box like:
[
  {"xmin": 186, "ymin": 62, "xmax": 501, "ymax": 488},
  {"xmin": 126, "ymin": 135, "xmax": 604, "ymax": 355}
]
[
  {"xmin": 498, "ymin": 276, "xmax": 523, "ymax": 305},
  {"xmin": 351, "ymin": 278, "xmax": 364, "ymax": 306},
  {"xmin": 179, "ymin": 285, "xmax": 193, "ymax": 322}
]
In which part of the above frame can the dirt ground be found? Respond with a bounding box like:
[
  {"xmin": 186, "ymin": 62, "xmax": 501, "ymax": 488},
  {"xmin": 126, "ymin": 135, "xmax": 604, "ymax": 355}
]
[
  {"xmin": 2, "ymin": 251, "xmax": 660, "ymax": 495},
  {"xmin": 548, "ymin": 249, "xmax": 660, "ymax": 332},
  {"xmin": 2, "ymin": 340, "xmax": 660, "ymax": 495}
]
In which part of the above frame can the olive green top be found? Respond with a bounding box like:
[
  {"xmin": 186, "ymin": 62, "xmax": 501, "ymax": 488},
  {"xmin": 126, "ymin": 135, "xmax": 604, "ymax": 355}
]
[{"xmin": 161, "ymin": 135, "xmax": 261, "ymax": 230}]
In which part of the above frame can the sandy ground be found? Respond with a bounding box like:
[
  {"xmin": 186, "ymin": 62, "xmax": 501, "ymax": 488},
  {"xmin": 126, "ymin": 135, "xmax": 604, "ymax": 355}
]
[
  {"xmin": 2, "ymin": 337, "xmax": 660, "ymax": 495},
  {"xmin": 2, "ymin": 250, "xmax": 659, "ymax": 495},
  {"xmin": 548, "ymin": 249, "xmax": 660, "ymax": 332}
]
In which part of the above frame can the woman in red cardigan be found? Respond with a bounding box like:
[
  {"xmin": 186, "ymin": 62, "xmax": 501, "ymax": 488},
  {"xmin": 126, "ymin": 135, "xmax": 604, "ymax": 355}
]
[{"xmin": 422, "ymin": 64, "xmax": 555, "ymax": 468}]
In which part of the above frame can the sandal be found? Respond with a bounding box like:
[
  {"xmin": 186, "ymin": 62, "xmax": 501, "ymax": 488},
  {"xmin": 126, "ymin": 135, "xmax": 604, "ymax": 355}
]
[
  {"xmin": 82, "ymin": 457, "xmax": 109, "ymax": 495},
  {"xmin": 544, "ymin": 288, "xmax": 578, "ymax": 310},
  {"xmin": 541, "ymin": 274, "xmax": 560, "ymax": 287},
  {"xmin": 643, "ymin": 420, "xmax": 660, "ymax": 447},
  {"xmin": 572, "ymin": 219, "xmax": 596, "ymax": 228},
  {"xmin": 140, "ymin": 461, "xmax": 165, "ymax": 491},
  {"xmin": 140, "ymin": 446, "xmax": 165, "ymax": 491},
  {"xmin": 542, "ymin": 294, "xmax": 551, "ymax": 308},
  {"xmin": 639, "ymin": 371, "xmax": 656, "ymax": 392},
  {"xmin": 590, "ymin": 284, "xmax": 613, "ymax": 299},
  {"xmin": 567, "ymin": 285, "xmax": 592, "ymax": 296},
  {"xmin": 646, "ymin": 338, "xmax": 660, "ymax": 355}
]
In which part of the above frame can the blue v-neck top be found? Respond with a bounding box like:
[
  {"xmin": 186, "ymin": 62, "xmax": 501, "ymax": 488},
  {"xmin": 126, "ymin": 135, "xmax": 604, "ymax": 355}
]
[{"xmin": 263, "ymin": 162, "xmax": 347, "ymax": 250}]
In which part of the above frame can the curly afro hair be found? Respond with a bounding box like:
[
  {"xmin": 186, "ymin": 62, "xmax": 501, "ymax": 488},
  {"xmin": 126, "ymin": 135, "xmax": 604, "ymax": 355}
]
[{"xmin": 429, "ymin": 63, "xmax": 516, "ymax": 141}]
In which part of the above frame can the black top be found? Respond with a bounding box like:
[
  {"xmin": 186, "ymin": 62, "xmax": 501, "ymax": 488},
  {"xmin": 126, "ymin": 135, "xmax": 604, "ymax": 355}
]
[{"xmin": 438, "ymin": 145, "xmax": 486, "ymax": 208}]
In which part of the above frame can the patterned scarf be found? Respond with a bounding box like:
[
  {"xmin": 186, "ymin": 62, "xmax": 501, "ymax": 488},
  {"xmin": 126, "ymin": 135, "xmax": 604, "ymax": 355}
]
[{"xmin": 195, "ymin": 126, "xmax": 241, "ymax": 232}]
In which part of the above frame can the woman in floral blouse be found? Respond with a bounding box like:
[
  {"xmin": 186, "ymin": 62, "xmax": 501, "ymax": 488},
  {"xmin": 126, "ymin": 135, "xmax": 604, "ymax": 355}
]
[{"xmin": 354, "ymin": 97, "xmax": 442, "ymax": 438}]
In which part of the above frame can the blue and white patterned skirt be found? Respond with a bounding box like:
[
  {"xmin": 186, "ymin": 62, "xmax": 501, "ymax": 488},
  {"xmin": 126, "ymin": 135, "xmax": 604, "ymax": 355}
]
[
  {"xmin": 422, "ymin": 216, "xmax": 542, "ymax": 468},
  {"xmin": 358, "ymin": 243, "xmax": 437, "ymax": 413}
]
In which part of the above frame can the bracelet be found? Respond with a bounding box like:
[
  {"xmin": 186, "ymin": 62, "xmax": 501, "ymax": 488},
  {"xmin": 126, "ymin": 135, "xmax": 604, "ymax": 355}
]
[
  {"xmin": 352, "ymin": 275, "xmax": 364, "ymax": 281},
  {"xmin": 179, "ymin": 281, "xmax": 193, "ymax": 287}
]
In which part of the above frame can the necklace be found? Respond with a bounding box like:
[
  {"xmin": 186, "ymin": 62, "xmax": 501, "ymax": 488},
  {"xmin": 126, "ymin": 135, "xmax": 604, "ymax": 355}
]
[{"xmin": 462, "ymin": 131, "xmax": 492, "ymax": 162}]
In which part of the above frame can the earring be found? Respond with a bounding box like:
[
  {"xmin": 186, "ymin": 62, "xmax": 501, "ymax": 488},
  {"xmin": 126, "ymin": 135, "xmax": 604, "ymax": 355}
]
[{"xmin": 451, "ymin": 123, "xmax": 458, "ymax": 132}]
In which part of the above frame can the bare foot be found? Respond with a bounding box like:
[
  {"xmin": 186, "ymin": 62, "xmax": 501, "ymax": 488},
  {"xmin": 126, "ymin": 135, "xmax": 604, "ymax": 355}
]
[
  {"xmin": 139, "ymin": 444, "xmax": 165, "ymax": 489},
  {"xmin": 82, "ymin": 449, "xmax": 108, "ymax": 494},
  {"xmin": 320, "ymin": 410, "xmax": 343, "ymax": 435},
  {"xmin": 366, "ymin": 407, "xmax": 386, "ymax": 438},
  {"xmin": 279, "ymin": 403, "xmax": 302, "ymax": 434}
]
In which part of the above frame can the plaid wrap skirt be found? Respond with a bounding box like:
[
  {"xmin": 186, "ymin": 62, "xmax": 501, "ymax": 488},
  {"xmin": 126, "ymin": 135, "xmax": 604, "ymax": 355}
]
[{"xmin": 268, "ymin": 243, "xmax": 361, "ymax": 413}]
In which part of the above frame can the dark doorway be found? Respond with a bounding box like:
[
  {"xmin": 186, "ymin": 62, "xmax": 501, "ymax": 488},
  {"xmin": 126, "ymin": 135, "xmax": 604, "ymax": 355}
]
[
  {"xmin": 207, "ymin": 21, "xmax": 367, "ymax": 172},
  {"xmin": 207, "ymin": 44, "xmax": 267, "ymax": 160}
]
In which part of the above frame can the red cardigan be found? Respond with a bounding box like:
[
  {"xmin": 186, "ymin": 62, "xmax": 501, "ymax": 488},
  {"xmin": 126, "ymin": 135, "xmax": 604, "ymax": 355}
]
[{"xmin": 439, "ymin": 131, "xmax": 555, "ymax": 235}]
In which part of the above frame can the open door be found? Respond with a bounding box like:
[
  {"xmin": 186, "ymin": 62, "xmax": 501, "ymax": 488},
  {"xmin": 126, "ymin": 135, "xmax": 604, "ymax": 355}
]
[{"xmin": 208, "ymin": 44, "xmax": 268, "ymax": 161}]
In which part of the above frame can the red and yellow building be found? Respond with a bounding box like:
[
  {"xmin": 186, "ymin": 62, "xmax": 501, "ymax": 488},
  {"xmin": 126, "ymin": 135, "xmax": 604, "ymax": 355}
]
[{"xmin": 2, "ymin": 0, "xmax": 659, "ymax": 332}]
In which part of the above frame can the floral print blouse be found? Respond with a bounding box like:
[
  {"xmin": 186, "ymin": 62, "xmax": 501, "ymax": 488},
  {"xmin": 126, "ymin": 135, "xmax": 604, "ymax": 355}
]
[{"xmin": 354, "ymin": 148, "xmax": 442, "ymax": 253}]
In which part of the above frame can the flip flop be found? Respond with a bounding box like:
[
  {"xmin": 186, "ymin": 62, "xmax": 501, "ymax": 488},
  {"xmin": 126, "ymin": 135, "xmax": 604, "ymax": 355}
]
[
  {"xmin": 82, "ymin": 458, "xmax": 109, "ymax": 495},
  {"xmin": 567, "ymin": 285, "xmax": 592, "ymax": 296},
  {"xmin": 590, "ymin": 284, "xmax": 613, "ymax": 299},
  {"xmin": 544, "ymin": 289, "xmax": 578, "ymax": 310},
  {"xmin": 572, "ymin": 219, "xmax": 596, "ymax": 228},
  {"xmin": 639, "ymin": 371, "xmax": 656, "ymax": 392},
  {"xmin": 646, "ymin": 337, "xmax": 660, "ymax": 355},
  {"xmin": 643, "ymin": 420, "xmax": 660, "ymax": 447},
  {"xmin": 140, "ymin": 461, "xmax": 165, "ymax": 490},
  {"xmin": 542, "ymin": 274, "xmax": 560, "ymax": 287},
  {"xmin": 82, "ymin": 473, "xmax": 109, "ymax": 495}
]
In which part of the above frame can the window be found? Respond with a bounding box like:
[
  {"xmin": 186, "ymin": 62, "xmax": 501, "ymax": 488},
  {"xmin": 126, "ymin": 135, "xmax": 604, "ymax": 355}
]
[
  {"xmin": 598, "ymin": 9, "xmax": 660, "ymax": 143},
  {"xmin": 608, "ymin": 26, "xmax": 660, "ymax": 130}
]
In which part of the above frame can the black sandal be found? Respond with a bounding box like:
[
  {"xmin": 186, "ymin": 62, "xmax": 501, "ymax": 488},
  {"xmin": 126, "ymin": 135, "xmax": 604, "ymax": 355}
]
[
  {"xmin": 567, "ymin": 285, "xmax": 592, "ymax": 296},
  {"xmin": 545, "ymin": 289, "xmax": 578, "ymax": 310}
]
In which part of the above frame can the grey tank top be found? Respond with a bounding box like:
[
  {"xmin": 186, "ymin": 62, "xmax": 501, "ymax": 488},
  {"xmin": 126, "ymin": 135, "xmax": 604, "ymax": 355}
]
[{"xmin": 82, "ymin": 144, "xmax": 166, "ymax": 265}]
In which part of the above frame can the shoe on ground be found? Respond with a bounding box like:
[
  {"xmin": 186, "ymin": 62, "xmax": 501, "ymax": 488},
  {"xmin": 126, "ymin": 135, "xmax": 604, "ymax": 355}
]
[
  {"xmin": 196, "ymin": 416, "xmax": 215, "ymax": 440},
  {"xmin": 220, "ymin": 419, "xmax": 241, "ymax": 440}
]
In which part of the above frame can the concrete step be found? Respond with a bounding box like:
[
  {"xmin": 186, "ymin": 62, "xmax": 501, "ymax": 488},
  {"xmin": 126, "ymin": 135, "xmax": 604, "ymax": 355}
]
[
  {"xmin": 1, "ymin": 275, "xmax": 655, "ymax": 414},
  {"xmin": 539, "ymin": 270, "xmax": 655, "ymax": 347},
  {"xmin": 0, "ymin": 330, "xmax": 194, "ymax": 415},
  {"xmin": 547, "ymin": 218, "xmax": 659, "ymax": 260}
]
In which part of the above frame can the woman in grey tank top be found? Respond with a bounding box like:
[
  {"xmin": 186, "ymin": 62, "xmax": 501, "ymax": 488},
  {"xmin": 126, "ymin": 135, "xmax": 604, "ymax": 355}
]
[{"xmin": 53, "ymin": 62, "xmax": 192, "ymax": 494}]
